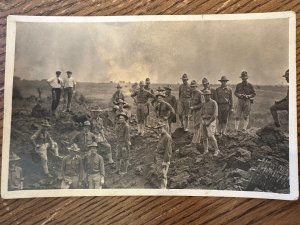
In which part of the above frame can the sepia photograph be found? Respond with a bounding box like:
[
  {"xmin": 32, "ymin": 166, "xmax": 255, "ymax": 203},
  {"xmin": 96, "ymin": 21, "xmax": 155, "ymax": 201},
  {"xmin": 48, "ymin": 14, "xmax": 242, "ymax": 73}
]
[{"xmin": 1, "ymin": 13, "xmax": 298, "ymax": 199}]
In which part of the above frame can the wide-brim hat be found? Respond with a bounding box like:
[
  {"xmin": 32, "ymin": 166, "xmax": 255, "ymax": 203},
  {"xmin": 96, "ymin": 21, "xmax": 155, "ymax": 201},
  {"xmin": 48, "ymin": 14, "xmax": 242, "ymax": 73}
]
[
  {"xmin": 282, "ymin": 69, "xmax": 289, "ymax": 78},
  {"xmin": 66, "ymin": 71, "xmax": 72, "ymax": 74},
  {"xmin": 88, "ymin": 142, "xmax": 98, "ymax": 148},
  {"xmin": 41, "ymin": 120, "xmax": 51, "ymax": 127},
  {"xmin": 240, "ymin": 71, "xmax": 248, "ymax": 78},
  {"xmin": 190, "ymin": 80, "xmax": 198, "ymax": 87},
  {"xmin": 181, "ymin": 73, "xmax": 188, "ymax": 80},
  {"xmin": 68, "ymin": 143, "xmax": 80, "ymax": 152},
  {"xmin": 164, "ymin": 85, "xmax": 172, "ymax": 90},
  {"xmin": 10, "ymin": 152, "xmax": 21, "ymax": 161},
  {"xmin": 218, "ymin": 76, "xmax": 229, "ymax": 82},
  {"xmin": 117, "ymin": 111, "xmax": 128, "ymax": 119},
  {"xmin": 202, "ymin": 90, "xmax": 212, "ymax": 95},
  {"xmin": 156, "ymin": 93, "xmax": 166, "ymax": 98},
  {"xmin": 202, "ymin": 77, "xmax": 209, "ymax": 84},
  {"xmin": 83, "ymin": 120, "xmax": 91, "ymax": 126},
  {"xmin": 153, "ymin": 122, "xmax": 166, "ymax": 129},
  {"xmin": 156, "ymin": 86, "xmax": 165, "ymax": 92},
  {"xmin": 117, "ymin": 99, "xmax": 127, "ymax": 105}
]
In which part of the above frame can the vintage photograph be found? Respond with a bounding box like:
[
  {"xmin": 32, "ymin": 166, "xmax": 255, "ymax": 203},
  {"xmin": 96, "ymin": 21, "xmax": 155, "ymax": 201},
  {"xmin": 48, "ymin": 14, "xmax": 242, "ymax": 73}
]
[{"xmin": 2, "ymin": 13, "xmax": 298, "ymax": 199}]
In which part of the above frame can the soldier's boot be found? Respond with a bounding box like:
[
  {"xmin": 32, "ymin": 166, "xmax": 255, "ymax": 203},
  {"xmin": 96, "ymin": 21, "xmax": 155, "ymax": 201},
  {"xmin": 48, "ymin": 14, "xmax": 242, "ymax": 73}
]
[
  {"xmin": 141, "ymin": 123, "xmax": 145, "ymax": 136},
  {"xmin": 107, "ymin": 153, "xmax": 114, "ymax": 164},
  {"xmin": 210, "ymin": 136, "xmax": 220, "ymax": 156},
  {"xmin": 242, "ymin": 117, "xmax": 249, "ymax": 131},
  {"xmin": 223, "ymin": 123, "xmax": 228, "ymax": 135},
  {"xmin": 125, "ymin": 160, "xmax": 130, "ymax": 174},
  {"xmin": 184, "ymin": 117, "xmax": 189, "ymax": 132},
  {"xmin": 234, "ymin": 120, "xmax": 240, "ymax": 131},
  {"xmin": 203, "ymin": 139, "xmax": 209, "ymax": 154},
  {"xmin": 137, "ymin": 124, "xmax": 141, "ymax": 134},
  {"xmin": 179, "ymin": 115, "xmax": 184, "ymax": 128}
]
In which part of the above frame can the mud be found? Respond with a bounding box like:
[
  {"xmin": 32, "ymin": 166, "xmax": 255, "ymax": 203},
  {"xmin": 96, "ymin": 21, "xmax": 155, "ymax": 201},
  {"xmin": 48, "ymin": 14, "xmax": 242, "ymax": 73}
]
[{"xmin": 10, "ymin": 97, "xmax": 289, "ymax": 193}]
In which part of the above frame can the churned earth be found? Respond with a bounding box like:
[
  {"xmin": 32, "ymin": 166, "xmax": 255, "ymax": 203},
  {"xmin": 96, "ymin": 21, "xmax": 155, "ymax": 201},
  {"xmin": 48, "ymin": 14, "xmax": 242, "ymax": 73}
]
[{"xmin": 10, "ymin": 91, "xmax": 289, "ymax": 193}]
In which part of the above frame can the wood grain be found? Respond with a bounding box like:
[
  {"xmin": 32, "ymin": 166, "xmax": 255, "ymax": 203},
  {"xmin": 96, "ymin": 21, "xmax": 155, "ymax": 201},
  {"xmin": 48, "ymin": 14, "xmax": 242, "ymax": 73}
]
[{"xmin": 0, "ymin": 0, "xmax": 300, "ymax": 224}]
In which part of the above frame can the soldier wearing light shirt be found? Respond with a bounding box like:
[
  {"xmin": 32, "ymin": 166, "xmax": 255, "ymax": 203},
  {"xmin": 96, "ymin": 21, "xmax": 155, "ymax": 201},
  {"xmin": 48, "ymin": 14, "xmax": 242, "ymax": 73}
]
[
  {"xmin": 64, "ymin": 71, "xmax": 76, "ymax": 112},
  {"xmin": 47, "ymin": 71, "xmax": 64, "ymax": 114}
]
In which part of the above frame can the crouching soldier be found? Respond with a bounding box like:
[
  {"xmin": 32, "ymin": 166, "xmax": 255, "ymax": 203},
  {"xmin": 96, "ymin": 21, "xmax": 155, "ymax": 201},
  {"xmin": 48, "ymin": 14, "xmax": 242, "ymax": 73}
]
[
  {"xmin": 200, "ymin": 90, "xmax": 220, "ymax": 156},
  {"xmin": 154, "ymin": 122, "xmax": 172, "ymax": 189},
  {"xmin": 31, "ymin": 119, "xmax": 62, "ymax": 178},
  {"xmin": 115, "ymin": 112, "xmax": 131, "ymax": 174},
  {"xmin": 8, "ymin": 152, "xmax": 24, "ymax": 191},
  {"xmin": 61, "ymin": 143, "xmax": 84, "ymax": 189},
  {"xmin": 84, "ymin": 142, "xmax": 105, "ymax": 189},
  {"xmin": 270, "ymin": 69, "xmax": 289, "ymax": 127},
  {"xmin": 90, "ymin": 107, "xmax": 114, "ymax": 164}
]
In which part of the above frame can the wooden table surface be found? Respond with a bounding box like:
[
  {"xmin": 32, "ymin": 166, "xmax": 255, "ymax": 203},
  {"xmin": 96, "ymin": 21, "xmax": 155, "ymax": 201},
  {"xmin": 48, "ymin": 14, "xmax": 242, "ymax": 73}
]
[{"xmin": 0, "ymin": 0, "xmax": 300, "ymax": 224}]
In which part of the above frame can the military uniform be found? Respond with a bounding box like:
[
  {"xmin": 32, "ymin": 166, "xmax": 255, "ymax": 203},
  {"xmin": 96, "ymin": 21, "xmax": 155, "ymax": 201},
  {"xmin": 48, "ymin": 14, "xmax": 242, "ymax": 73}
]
[
  {"xmin": 72, "ymin": 131, "xmax": 96, "ymax": 153},
  {"xmin": 115, "ymin": 118, "xmax": 131, "ymax": 173},
  {"xmin": 61, "ymin": 154, "xmax": 83, "ymax": 189},
  {"xmin": 156, "ymin": 130, "xmax": 172, "ymax": 189},
  {"xmin": 200, "ymin": 90, "xmax": 220, "ymax": 156},
  {"xmin": 131, "ymin": 88, "xmax": 154, "ymax": 123},
  {"xmin": 84, "ymin": 151, "xmax": 105, "ymax": 189},
  {"xmin": 215, "ymin": 86, "xmax": 233, "ymax": 124},
  {"xmin": 31, "ymin": 123, "xmax": 60, "ymax": 175},
  {"xmin": 90, "ymin": 116, "xmax": 114, "ymax": 163},
  {"xmin": 178, "ymin": 82, "xmax": 192, "ymax": 130},
  {"xmin": 155, "ymin": 100, "xmax": 175, "ymax": 133},
  {"xmin": 270, "ymin": 70, "xmax": 289, "ymax": 127},
  {"xmin": 8, "ymin": 153, "xmax": 23, "ymax": 191},
  {"xmin": 190, "ymin": 88, "xmax": 204, "ymax": 144},
  {"xmin": 112, "ymin": 91, "xmax": 125, "ymax": 105}
]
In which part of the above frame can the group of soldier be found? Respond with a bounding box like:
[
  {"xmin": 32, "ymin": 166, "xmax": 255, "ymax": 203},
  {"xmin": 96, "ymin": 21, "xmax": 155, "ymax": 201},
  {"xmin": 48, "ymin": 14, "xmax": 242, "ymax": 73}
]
[{"xmin": 8, "ymin": 69, "xmax": 289, "ymax": 191}]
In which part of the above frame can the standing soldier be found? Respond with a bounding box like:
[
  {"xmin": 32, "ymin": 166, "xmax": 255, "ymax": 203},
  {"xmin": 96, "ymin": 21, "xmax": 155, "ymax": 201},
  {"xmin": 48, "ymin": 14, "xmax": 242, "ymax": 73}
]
[
  {"xmin": 201, "ymin": 77, "xmax": 217, "ymax": 101},
  {"xmin": 154, "ymin": 92, "xmax": 175, "ymax": 133},
  {"xmin": 31, "ymin": 119, "xmax": 62, "ymax": 178},
  {"xmin": 47, "ymin": 71, "xmax": 64, "ymax": 116},
  {"xmin": 63, "ymin": 71, "xmax": 76, "ymax": 112},
  {"xmin": 215, "ymin": 76, "xmax": 233, "ymax": 136},
  {"xmin": 270, "ymin": 69, "xmax": 289, "ymax": 127},
  {"xmin": 131, "ymin": 81, "xmax": 155, "ymax": 136},
  {"xmin": 90, "ymin": 108, "xmax": 114, "ymax": 164},
  {"xmin": 115, "ymin": 112, "xmax": 131, "ymax": 174},
  {"xmin": 234, "ymin": 71, "xmax": 256, "ymax": 132},
  {"xmin": 84, "ymin": 142, "xmax": 105, "ymax": 189},
  {"xmin": 72, "ymin": 120, "xmax": 96, "ymax": 153},
  {"xmin": 200, "ymin": 90, "xmax": 220, "ymax": 156},
  {"xmin": 178, "ymin": 73, "xmax": 192, "ymax": 131},
  {"xmin": 8, "ymin": 153, "xmax": 24, "ymax": 191},
  {"xmin": 112, "ymin": 83, "xmax": 125, "ymax": 106},
  {"xmin": 164, "ymin": 85, "xmax": 177, "ymax": 133},
  {"xmin": 144, "ymin": 78, "xmax": 155, "ymax": 127},
  {"xmin": 154, "ymin": 122, "xmax": 172, "ymax": 189},
  {"xmin": 189, "ymin": 80, "xmax": 204, "ymax": 147},
  {"xmin": 61, "ymin": 143, "xmax": 84, "ymax": 189}
]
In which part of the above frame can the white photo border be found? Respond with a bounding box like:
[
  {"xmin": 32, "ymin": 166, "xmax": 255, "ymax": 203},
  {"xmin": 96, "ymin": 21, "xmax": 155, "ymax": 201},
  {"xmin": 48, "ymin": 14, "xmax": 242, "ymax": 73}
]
[{"xmin": 1, "ymin": 12, "xmax": 298, "ymax": 200}]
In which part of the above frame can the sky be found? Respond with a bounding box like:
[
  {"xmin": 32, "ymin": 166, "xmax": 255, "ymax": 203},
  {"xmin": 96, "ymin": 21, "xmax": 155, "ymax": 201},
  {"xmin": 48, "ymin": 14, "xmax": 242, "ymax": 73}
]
[{"xmin": 14, "ymin": 18, "xmax": 289, "ymax": 85}]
